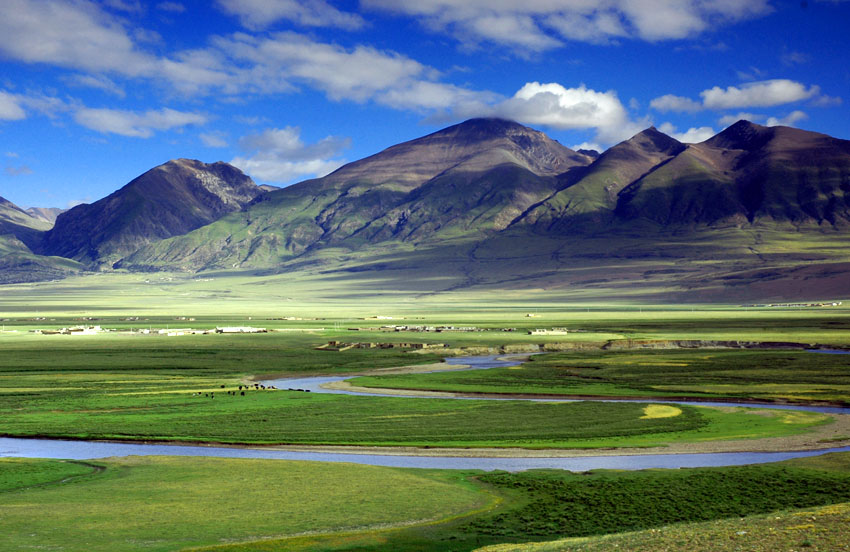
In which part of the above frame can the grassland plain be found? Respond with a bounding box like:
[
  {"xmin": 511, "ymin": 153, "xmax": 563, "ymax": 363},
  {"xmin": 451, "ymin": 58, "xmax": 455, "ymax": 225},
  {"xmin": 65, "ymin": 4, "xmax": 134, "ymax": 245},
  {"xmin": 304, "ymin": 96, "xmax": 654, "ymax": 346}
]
[
  {"xmin": 180, "ymin": 453, "xmax": 850, "ymax": 552},
  {"xmin": 349, "ymin": 349, "xmax": 850, "ymax": 405},
  {"xmin": 475, "ymin": 453, "xmax": 850, "ymax": 552},
  {"xmin": 0, "ymin": 456, "xmax": 491, "ymax": 552},
  {"xmin": 0, "ymin": 332, "xmax": 832, "ymax": 448}
]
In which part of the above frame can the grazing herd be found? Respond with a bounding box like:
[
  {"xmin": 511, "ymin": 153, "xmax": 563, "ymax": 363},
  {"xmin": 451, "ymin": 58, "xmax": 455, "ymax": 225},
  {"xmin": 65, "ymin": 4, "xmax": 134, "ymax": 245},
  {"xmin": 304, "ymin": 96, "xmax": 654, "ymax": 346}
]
[{"xmin": 193, "ymin": 383, "xmax": 312, "ymax": 399}]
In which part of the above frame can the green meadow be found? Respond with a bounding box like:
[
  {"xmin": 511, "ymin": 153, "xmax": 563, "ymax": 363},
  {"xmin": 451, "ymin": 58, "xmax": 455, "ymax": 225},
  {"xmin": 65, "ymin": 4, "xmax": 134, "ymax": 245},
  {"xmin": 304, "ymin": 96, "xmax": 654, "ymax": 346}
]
[
  {"xmin": 0, "ymin": 332, "xmax": 833, "ymax": 448},
  {"xmin": 0, "ymin": 457, "xmax": 490, "ymax": 552},
  {"xmin": 351, "ymin": 349, "xmax": 850, "ymax": 405},
  {"xmin": 2, "ymin": 273, "xmax": 850, "ymax": 550},
  {"xmin": 3, "ymin": 453, "xmax": 850, "ymax": 552}
]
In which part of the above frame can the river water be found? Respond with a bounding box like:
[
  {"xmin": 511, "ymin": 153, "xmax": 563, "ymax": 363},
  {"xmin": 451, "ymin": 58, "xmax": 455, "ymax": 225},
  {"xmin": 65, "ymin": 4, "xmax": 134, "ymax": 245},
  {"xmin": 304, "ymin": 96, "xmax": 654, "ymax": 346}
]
[{"xmin": 3, "ymin": 354, "xmax": 849, "ymax": 472}]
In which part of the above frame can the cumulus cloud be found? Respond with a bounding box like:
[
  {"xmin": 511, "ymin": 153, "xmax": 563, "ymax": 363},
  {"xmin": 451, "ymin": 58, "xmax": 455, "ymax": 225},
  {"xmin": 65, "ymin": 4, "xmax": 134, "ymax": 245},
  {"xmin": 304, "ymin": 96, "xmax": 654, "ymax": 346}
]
[
  {"xmin": 0, "ymin": 90, "xmax": 70, "ymax": 120},
  {"xmin": 766, "ymin": 110, "xmax": 808, "ymax": 127},
  {"xmin": 364, "ymin": 0, "xmax": 772, "ymax": 52},
  {"xmin": 200, "ymin": 131, "xmax": 228, "ymax": 148},
  {"xmin": 0, "ymin": 0, "xmax": 233, "ymax": 95},
  {"xmin": 73, "ymin": 106, "xmax": 207, "ymax": 137},
  {"xmin": 718, "ymin": 112, "xmax": 762, "ymax": 126},
  {"xmin": 64, "ymin": 74, "xmax": 126, "ymax": 97},
  {"xmin": 717, "ymin": 110, "xmax": 809, "ymax": 128},
  {"xmin": 490, "ymin": 82, "xmax": 647, "ymax": 144},
  {"xmin": 380, "ymin": 81, "xmax": 498, "ymax": 115},
  {"xmin": 216, "ymin": 0, "xmax": 365, "ymax": 30},
  {"xmin": 0, "ymin": 91, "xmax": 27, "ymax": 120},
  {"xmin": 658, "ymin": 122, "xmax": 715, "ymax": 143},
  {"xmin": 214, "ymin": 32, "xmax": 432, "ymax": 102},
  {"xmin": 649, "ymin": 94, "xmax": 702, "ymax": 113},
  {"xmin": 701, "ymin": 80, "xmax": 820, "ymax": 109},
  {"xmin": 651, "ymin": 79, "xmax": 826, "ymax": 114},
  {"xmin": 0, "ymin": 0, "xmax": 157, "ymax": 76},
  {"xmin": 230, "ymin": 126, "xmax": 350, "ymax": 184}
]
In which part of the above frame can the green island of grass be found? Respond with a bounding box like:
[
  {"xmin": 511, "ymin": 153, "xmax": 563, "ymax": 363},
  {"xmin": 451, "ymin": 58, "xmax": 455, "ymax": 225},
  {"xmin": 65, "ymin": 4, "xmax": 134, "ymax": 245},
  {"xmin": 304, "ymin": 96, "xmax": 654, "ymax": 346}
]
[{"xmin": 350, "ymin": 348, "xmax": 850, "ymax": 406}]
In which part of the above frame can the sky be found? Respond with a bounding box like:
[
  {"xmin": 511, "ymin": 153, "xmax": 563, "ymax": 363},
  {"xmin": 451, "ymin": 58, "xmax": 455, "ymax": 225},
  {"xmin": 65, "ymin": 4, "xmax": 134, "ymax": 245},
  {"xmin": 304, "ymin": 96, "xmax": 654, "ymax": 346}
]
[{"xmin": 1, "ymin": 0, "xmax": 849, "ymax": 210}]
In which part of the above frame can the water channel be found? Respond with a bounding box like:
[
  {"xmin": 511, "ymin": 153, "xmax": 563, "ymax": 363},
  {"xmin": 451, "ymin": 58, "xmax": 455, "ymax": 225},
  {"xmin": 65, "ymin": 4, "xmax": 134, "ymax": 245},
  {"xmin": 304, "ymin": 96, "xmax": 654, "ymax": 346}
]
[{"xmin": 3, "ymin": 353, "xmax": 849, "ymax": 472}]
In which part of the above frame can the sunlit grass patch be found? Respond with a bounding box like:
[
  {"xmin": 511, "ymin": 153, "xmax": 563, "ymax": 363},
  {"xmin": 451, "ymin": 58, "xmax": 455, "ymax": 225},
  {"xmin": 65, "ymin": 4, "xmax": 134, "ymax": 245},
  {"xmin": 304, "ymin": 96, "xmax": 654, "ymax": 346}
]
[
  {"xmin": 0, "ymin": 457, "xmax": 490, "ymax": 552},
  {"xmin": 640, "ymin": 404, "xmax": 682, "ymax": 419}
]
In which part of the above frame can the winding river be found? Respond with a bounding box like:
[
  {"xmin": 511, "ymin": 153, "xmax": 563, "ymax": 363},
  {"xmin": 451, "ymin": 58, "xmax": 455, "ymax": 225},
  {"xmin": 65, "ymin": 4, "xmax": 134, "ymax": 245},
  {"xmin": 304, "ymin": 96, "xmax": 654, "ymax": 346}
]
[{"xmin": 3, "ymin": 354, "xmax": 849, "ymax": 472}]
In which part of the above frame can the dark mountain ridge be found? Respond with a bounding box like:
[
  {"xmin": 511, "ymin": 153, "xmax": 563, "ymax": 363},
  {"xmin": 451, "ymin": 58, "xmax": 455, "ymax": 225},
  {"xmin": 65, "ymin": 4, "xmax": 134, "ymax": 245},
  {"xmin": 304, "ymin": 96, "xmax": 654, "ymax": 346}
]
[{"xmin": 38, "ymin": 158, "xmax": 263, "ymax": 265}]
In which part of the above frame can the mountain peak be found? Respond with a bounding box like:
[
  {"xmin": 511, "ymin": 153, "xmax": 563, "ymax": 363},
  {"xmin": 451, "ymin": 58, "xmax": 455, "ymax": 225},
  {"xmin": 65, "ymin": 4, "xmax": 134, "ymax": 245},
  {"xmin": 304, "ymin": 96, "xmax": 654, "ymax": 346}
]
[
  {"xmin": 439, "ymin": 117, "xmax": 531, "ymax": 137},
  {"xmin": 41, "ymin": 159, "xmax": 262, "ymax": 264},
  {"xmin": 628, "ymin": 126, "xmax": 685, "ymax": 154},
  {"xmin": 705, "ymin": 120, "xmax": 772, "ymax": 150}
]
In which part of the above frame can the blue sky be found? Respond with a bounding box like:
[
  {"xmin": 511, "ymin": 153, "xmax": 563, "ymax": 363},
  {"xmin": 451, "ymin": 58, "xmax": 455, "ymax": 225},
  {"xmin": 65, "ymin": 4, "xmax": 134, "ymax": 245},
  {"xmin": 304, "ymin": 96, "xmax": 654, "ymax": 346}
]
[{"xmin": 1, "ymin": 0, "xmax": 848, "ymax": 209}]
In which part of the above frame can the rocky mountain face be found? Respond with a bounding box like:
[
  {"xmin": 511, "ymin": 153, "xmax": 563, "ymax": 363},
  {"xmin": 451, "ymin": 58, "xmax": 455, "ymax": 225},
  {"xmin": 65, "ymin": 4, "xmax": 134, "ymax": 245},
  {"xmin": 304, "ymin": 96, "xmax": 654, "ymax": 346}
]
[{"xmin": 39, "ymin": 159, "xmax": 264, "ymax": 266}]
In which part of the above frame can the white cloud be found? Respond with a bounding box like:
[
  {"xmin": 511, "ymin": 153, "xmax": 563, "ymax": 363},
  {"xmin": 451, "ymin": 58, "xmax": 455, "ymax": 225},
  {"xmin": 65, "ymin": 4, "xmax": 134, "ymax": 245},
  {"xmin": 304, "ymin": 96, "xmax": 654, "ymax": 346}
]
[
  {"xmin": 572, "ymin": 141, "xmax": 603, "ymax": 153},
  {"xmin": 364, "ymin": 0, "xmax": 772, "ymax": 52},
  {"xmin": 214, "ymin": 32, "xmax": 432, "ymax": 102},
  {"xmin": 701, "ymin": 79, "xmax": 820, "ymax": 109},
  {"xmin": 811, "ymin": 95, "xmax": 843, "ymax": 107},
  {"xmin": 491, "ymin": 82, "xmax": 646, "ymax": 144},
  {"xmin": 64, "ymin": 74, "xmax": 126, "ymax": 97},
  {"xmin": 0, "ymin": 91, "xmax": 27, "ymax": 120},
  {"xmin": 0, "ymin": 90, "xmax": 70, "ymax": 120},
  {"xmin": 216, "ymin": 0, "xmax": 365, "ymax": 30},
  {"xmin": 231, "ymin": 126, "xmax": 350, "ymax": 184},
  {"xmin": 649, "ymin": 94, "xmax": 702, "ymax": 113},
  {"xmin": 658, "ymin": 122, "xmax": 715, "ymax": 143},
  {"xmin": 652, "ymin": 79, "xmax": 826, "ymax": 114},
  {"xmin": 766, "ymin": 110, "xmax": 808, "ymax": 127},
  {"xmin": 718, "ymin": 112, "xmax": 761, "ymax": 126},
  {"xmin": 0, "ymin": 0, "xmax": 157, "ymax": 76},
  {"xmin": 200, "ymin": 131, "xmax": 228, "ymax": 148},
  {"xmin": 103, "ymin": 0, "xmax": 144, "ymax": 14},
  {"xmin": 73, "ymin": 107, "xmax": 207, "ymax": 138},
  {"xmin": 379, "ymin": 81, "xmax": 497, "ymax": 115},
  {"xmin": 5, "ymin": 165, "xmax": 33, "ymax": 176},
  {"xmin": 717, "ymin": 110, "xmax": 808, "ymax": 128}
]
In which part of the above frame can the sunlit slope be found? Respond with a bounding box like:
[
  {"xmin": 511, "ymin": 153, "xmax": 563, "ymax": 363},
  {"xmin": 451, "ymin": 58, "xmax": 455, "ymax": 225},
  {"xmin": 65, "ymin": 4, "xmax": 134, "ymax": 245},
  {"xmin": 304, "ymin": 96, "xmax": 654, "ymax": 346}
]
[{"xmin": 120, "ymin": 119, "xmax": 592, "ymax": 271}]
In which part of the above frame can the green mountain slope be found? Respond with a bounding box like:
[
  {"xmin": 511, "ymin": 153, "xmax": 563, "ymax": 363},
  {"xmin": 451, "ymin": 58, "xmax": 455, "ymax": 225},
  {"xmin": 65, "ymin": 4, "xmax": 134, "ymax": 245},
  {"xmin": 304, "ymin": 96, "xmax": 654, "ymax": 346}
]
[
  {"xmin": 8, "ymin": 119, "xmax": 850, "ymax": 301},
  {"xmin": 119, "ymin": 119, "xmax": 593, "ymax": 271}
]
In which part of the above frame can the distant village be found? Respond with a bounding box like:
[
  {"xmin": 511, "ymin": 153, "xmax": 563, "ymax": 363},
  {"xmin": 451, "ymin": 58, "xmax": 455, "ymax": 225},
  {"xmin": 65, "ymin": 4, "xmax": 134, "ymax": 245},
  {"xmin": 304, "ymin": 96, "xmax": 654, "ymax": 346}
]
[{"xmin": 31, "ymin": 325, "xmax": 269, "ymax": 336}]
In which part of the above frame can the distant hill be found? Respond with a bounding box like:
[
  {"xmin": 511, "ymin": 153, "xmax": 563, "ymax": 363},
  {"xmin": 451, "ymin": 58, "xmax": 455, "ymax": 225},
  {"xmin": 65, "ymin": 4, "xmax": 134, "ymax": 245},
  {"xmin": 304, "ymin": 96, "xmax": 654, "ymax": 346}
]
[
  {"xmin": 0, "ymin": 196, "xmax": 51, "ymax": 248},
  {"xmin": 25, "ymin": 207, "xmax": 65, "ymax": 225},
  {"xmin": 0, "ymin": 197, "xmax": 81, "ymax": 283},
  {"xmin": 39, "ymin": 159, "xmax": 264, "ymax": 266},
  {"xmin": 6, "ymin": 119, "xmax": 850, "ymax": 301}
]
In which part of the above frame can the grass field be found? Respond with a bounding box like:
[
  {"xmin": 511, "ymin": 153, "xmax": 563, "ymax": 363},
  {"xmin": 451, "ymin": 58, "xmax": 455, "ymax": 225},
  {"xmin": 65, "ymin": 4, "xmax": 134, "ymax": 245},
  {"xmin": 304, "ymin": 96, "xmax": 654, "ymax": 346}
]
[
  {"xmin": 12, "ymin": 452, "xmax": 837, "ymax": 552},
  {"xmin": 3, "ymin": 275, "xmax": 850, "ymax": 550},
  {"xmin": 0, "ymin": 457, "xmax": 490, "ymax": 552},
  {"xmin": 0, "ymin": 333, "xmax": 833, "ymax": 448},
  {"xmin": 476, "ymin": 454, "xmax": 850, "ymax": 552},
  {"xmin": 350, "ymin": 349, "xmax": 850, "ymax": 405}
]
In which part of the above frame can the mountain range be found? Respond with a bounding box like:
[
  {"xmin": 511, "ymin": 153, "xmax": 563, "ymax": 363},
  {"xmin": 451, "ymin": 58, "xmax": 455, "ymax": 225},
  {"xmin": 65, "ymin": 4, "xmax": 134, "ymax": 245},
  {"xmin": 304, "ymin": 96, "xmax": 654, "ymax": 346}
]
[{"xmin": 2, "ymin": 118, "xmax": 849, "ymax": 301}]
